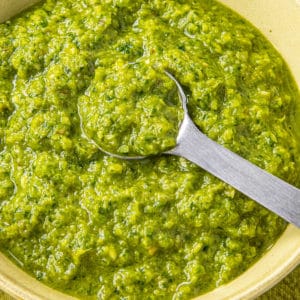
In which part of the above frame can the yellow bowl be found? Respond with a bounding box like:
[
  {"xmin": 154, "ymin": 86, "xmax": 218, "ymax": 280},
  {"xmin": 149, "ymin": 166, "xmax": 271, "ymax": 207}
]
[{"xmin": 0, "ymin": 1, "xmax": 300, "ymax": 299}]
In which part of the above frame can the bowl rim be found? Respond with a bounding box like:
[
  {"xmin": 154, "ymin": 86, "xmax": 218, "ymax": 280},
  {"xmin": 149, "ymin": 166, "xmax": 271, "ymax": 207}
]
[{"xmin": 194, "ymin": 225, "xmax": 300, "ymax": 300}]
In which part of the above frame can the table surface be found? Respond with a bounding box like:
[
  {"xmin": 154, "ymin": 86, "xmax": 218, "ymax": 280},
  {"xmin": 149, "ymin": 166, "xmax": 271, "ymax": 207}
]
[{"xmin": 1, "ymin": 264, "xmax": 299, "ymax": 300}]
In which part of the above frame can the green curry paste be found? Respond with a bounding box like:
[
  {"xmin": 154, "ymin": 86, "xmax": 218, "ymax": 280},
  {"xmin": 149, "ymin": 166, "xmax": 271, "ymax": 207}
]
[{"xmin": 0, "ymin": 0, "xmax": 300, "ymax": 299}]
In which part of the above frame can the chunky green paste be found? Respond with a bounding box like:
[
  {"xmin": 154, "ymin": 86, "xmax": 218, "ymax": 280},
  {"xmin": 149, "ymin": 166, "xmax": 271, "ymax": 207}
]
[{"xmin": 1, "ymin": 0, "xmax": 300, "ymax": 299}]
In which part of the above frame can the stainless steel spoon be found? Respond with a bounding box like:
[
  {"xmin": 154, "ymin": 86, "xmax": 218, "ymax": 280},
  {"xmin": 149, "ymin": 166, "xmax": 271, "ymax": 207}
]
[{"xmin": 83, "ymin": 71, "xmax": 300, "ymax": 228}]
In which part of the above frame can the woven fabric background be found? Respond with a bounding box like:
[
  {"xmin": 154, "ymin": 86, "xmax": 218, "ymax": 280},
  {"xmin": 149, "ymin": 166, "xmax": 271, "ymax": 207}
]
[{"xmin": 0, "ymin": 264, "xmax": 299, "ymax": 299}]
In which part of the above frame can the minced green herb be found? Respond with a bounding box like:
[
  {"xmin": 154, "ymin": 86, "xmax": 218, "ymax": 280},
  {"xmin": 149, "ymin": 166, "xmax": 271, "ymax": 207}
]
[{"xmin": 0, "ymin": 0, "xmax": 300, "ymax": 299}]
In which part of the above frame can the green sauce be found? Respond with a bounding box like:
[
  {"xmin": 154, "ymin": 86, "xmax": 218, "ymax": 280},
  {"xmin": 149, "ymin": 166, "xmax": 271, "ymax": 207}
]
[{"xmin": 0, "ymin": 0, "xmax": 300, "ymax": 299}]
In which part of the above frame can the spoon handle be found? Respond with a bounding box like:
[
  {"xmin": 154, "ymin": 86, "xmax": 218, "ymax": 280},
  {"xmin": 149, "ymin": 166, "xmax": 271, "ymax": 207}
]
[{"xmin": 168, "ymin": 116, "xmax": 300, "ymax": 228}]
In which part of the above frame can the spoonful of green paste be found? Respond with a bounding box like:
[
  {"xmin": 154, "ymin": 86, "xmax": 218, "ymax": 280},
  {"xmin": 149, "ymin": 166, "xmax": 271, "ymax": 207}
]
[{"xmin": 79, "ymin": 71, "xmax": 300, "ymax": 228}]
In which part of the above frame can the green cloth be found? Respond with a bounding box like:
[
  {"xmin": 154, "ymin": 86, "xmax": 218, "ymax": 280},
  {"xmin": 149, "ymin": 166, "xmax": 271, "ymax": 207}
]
[
  {"xmin": 0, "ymin": 264, "xmax": 299, "ymax": 299},
  {"xmin": 258, "ymin": 264, "xmax": 300, "ymax": 300}
]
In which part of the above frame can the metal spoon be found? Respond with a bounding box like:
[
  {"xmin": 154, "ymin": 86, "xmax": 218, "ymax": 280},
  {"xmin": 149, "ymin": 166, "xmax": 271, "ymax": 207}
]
[{"xmin": 83, "ymin": 71, "xmax": 300, "ymax": 228}]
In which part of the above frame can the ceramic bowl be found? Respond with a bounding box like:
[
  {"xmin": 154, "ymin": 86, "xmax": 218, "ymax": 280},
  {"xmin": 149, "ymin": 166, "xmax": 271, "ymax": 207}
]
[{"xmin": 0, "ymin": 1, "xmax": 300, "ymax": 299}]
